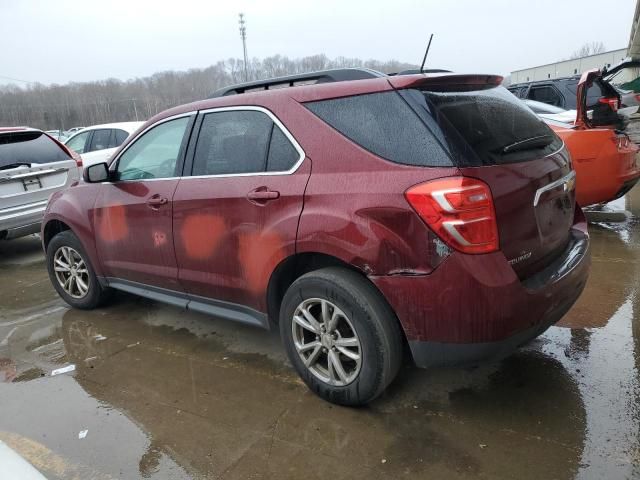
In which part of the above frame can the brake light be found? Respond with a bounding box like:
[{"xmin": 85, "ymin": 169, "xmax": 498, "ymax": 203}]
[
  {"xmin": 635, "ymin": 94, "xmax": 640, "ymax": 103},
  {"xmin": 598, "ymin": 97, "xmax": 619, "ymax": 111},
  {"xmin": 614, "ymin": 134, "xmax": 631, "ymax": 149},
  {"xmin": 405, "ymin": 177, "xmax": 499, "ymax": 254}
]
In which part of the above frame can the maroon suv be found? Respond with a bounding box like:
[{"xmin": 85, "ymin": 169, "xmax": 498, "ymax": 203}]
[{"xmin": 42, "ymin": 69, "xmax": 590, "ymax": 405}]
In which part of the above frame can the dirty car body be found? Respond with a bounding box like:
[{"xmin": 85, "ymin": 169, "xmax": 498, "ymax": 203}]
[
  {"xmin": 0, "ymin": 128, "xmax": 80, "ymax": 240},
  {"xmin": 42, "ymin": 69, "xmax": 590, "ymax": 405}
]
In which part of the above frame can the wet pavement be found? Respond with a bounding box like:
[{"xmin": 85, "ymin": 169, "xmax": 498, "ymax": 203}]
[{"xmin": 1, "ymin": 191, "xmax": 639, "ymax": 480}]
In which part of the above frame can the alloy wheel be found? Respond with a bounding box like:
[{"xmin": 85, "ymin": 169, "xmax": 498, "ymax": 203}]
[
  {"xmin": 53, "ymin": 246, "xmax": 90, "ymax": 299},
  {"xmin": 291, "ymin": 298, "xmax": 362, "ymax": 386}
]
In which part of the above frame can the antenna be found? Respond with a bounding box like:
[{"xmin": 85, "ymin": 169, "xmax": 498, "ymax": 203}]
[
  {"xmin": 420, "ymin": 34, "xmax": 434, "ymax": 73},
  {"xmin": 238, "ymin": 13, "xmax": 249, "ymax": 81}
]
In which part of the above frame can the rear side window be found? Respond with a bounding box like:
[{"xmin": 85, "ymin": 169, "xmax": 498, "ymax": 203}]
[
  {"xmin": 527, "ymin": 85, "xmax": 563, "ymax": 107},
  {"xmin": 267, "ymin": 127, "xmax": 299, "ymax": 172},
  {"xmin": 508, "ymin": 86, "xmax": 526, "ymax": 98},
  {"xmin": 192, "ymin": 110, "xmax": 301, "ymax": 176},
  {"xmin": 193, "ymin": 111, "xmax": 272, "ymax": 175},
  {"xmin": 113, "ymin": 129, "xmax": 129, "ymax": 146},
  {"xmin": 89, "ymin": 129, "xmax": 111, "ymax": 152},
  {"xmin": 305, "ymin": 91, "xmax": 452, "ymax": 167},
  {"xmin": 0, "ymin": 131, "xmax": 71, "ymax": 168},
  {"xmin": 401, "ymin": 85, "xmax": 563, "ymax": 166}
]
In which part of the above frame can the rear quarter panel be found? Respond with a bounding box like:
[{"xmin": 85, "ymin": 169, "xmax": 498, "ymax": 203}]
[
  {"xmin": 286, "ymin": 100, "xmax": 457, "ymax": 275},
  {"xmin": 552, "ymin": 125, "xmax": 638, "ymax": 206}
]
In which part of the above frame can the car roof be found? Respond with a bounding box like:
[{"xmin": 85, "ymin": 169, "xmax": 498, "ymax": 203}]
[
  {"xmin": 140, "ymin": 71, "xmax": 503, "ymax": 130},
  {"xmin": 74, "ymin": 121, "xmax": 145, "ymax": 133},
  {"xmin": 510, "ymin": 76, "xmax": 581, "ymax": 87},
  {"xmin": 0, "ymin": 127, "xmax": 42, "ymax": 135}
]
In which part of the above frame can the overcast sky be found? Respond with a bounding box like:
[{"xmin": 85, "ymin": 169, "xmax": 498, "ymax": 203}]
[{"xmin": 0, "ymin": 0, "xmax": 636, "ymax": 86}]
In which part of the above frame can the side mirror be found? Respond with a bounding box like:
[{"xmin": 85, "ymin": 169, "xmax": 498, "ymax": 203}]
[{"xmin": 83, "ymin": 162, "xmax": 110, "ymax": 183}]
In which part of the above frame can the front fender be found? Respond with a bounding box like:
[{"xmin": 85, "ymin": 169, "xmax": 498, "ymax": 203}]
[{"xmin": 42, "ymin": 183, "xmax": 103, "ymax": 277}]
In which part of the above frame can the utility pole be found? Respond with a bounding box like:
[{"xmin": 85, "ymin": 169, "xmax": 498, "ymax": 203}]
[
  {"xmin": 131, "ymin": 98, "xmax": 139, "ymax": 121},
  {"xmin": 239, "ymin": 13, "xmax": 249, "ymax": 81}
]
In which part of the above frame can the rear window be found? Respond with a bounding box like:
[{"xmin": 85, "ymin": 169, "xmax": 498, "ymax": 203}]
[
  {"xmin": 305, "ymin": 91, "xmax": 453, "ymax": 167},
  {"xmin": 0, "ymin": 131, "xmax": 71, "ymax": 168},
  {"xmin": 400, "ymin": 85, "xmax": 563, "ymax": 166}
]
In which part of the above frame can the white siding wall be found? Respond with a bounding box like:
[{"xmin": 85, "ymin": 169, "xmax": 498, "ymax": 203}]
[{"xmin": 511, "ymin": 49, "xmax": 633, "ymax": 84}]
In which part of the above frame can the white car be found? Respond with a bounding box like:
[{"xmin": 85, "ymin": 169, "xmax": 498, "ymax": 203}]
[{"xmin": 64, "ymin": 122, "xmax": 144, "ymax": 167}]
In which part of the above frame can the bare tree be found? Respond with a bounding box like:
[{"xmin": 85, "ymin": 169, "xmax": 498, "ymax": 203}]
[
  {"xmin": 0, "ymin": 54, "xmax": 417, "ymax": 130},
  {"xmin": 569, "ymin": 41, "xmax": 607, "ymax": 59}
]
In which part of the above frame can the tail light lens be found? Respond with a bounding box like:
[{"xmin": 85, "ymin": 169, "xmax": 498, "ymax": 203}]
[
  {"xmin": 615, "ymin": 134, "xmax": 631, "ymax": 150},
  {"xmin": 405, "ymin": 177, "xmax": 499, "ymax": 254},
  {"xmin": 598, "ymin": 97, "xmax": 619, "ymax": 111}
]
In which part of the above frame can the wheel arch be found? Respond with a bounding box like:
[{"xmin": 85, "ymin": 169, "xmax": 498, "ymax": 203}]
[
  {"xmin": 266, "ymin": 252, "xmax": 410, "ymax": 352},
  {"xmin": 42, "ymin": 218, "xmax": 71, "ymax": 251}
]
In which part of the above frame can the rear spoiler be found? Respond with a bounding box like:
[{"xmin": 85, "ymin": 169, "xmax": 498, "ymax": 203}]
[{"xmin": 388, "ymin": 73, "xmax": 503, "ymax": 91}]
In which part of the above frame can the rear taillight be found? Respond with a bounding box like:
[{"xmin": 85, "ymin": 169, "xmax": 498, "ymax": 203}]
[
  {"xmin": 615, "ymin": 134, "xmax": 631, "ymax": 150},
  {"xmin": 598, "ymin": 97, "xmax": 619, "ymax": 111},
  {"xmin": 405, "ymin": 177, "xmax": 499, "ymax": 254},
  {"xmin": 635, "ymin": 94, "xmax": 640, "ymax": 103}
]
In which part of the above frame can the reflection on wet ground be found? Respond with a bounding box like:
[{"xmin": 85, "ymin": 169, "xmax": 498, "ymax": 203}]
[{"xmin": 1, "ymin": 189, "xmax": 639, "ymax": 479}]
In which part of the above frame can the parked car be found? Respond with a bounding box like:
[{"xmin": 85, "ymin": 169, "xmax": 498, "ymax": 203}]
[
  {"xmin": 544, "ymin": 118, "xmax": 639, "ymax": 206},
  {"xmin": 0, "ymin": 128, "xmax": 80, "ymax": 240},
  {"xmin": 44, "ymin": 130, "xmax": 69, "ymax": 142},
  {"xmin": 529, "ymin": 70, "xmax": 640, "ymax": 206},
  {"xmin": 509, "ymin": 59, "xmax": 640, "ymax": 110},
  {"xmin": 42, "ymin": 68, "xmax": 590, "ymax": 405},
  {"xmin": 523, "ymin": 99, "xmax": 578, "ymax": 123},
  {"xmin": 64, "ymin": 122, "xmax": 144, "ymax": 167}
]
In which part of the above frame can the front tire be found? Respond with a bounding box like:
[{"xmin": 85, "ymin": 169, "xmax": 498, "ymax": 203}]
[
  {"xmin": 280, "ymin": 267, "xmax": 403, "ymax": 406},
  {"xmin": 46, "ymin": 230, "xmax": 111, "ymax": 309}
]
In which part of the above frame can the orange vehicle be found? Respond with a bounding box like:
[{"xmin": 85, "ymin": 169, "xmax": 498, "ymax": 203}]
[
  {"xmin": 543, "ymin": 69, "xmax": 640, "ymax": 207},
  {"xmin": 547, "ymin": 120, "xmax": 639, "ymax": 206}
]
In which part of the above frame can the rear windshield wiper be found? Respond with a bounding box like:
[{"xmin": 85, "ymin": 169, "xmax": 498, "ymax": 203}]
[
  {"xmin": 500, "ymin": 135, "xmax": 553, "ymax": 154},
  {"xmin": 0, "ymin": 162, "xmax": 32, "ymax": 171}
]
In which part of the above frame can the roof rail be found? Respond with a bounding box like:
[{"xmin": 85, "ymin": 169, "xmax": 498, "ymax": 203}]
[{"xmin": 210, "ymin": 68, "xmax": 386, "ymax": 98}]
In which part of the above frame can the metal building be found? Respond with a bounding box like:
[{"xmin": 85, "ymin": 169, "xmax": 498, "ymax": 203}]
[{"xmin": 510, "ymin": 48, "xmax": 629, "ymax": 84}]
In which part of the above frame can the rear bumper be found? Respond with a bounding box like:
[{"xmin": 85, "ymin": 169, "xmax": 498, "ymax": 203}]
[
  {"xmin": 613, "ymin": 174, "xmax": 640, "ymax": 201},
  {"xmin": 371, "ymin": 222, "xmax": 590, "ymax": 368},
  {"xmin": 0, "ymin": 200, "xmax": 48, "ymax": 233}
]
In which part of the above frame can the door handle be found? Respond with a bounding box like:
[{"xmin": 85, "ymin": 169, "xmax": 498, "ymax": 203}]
[
  {"xmin": 247, "ymin": 188, "xmax": 280, "ymax": 204},
  {"xmin": 147, "ymin": 195, "xmax": 168, "ymax": 209}
]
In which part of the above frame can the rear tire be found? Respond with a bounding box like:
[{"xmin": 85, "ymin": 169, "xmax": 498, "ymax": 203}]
[
  {"xmin": 46, "ymin": 230, "xmax": 111, "ymax": 309},
  {"xmin": 280, "ymin": 267, "xmax": 403, "ymax": 406}
]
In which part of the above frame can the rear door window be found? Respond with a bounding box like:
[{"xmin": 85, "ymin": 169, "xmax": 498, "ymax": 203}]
[
  {"xmin": 0, "ymin": 131, "xmax": 71, "ymax": 168},
  {"xmin": 527, "ymin": 85, "xmax": 564, "ymax": 107},
  {"xmin": 192, "ymin": 110, "xmax": 272, "ymax": 175},
  {"xmin": 266, "ymin": 126, "xmax": 300, "ymax": 172},
  {"xmin": 88, "ymin": 129, "xmax": 112, "ymax": 152},
  {"xmin": 305, "ymin": 91, "xmax": 452, "ymax": 167}
]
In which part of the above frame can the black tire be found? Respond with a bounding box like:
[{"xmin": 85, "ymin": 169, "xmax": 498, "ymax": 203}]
[
  {"xmin": 280, "ymin": 267, "xmax": 403, "ymax": 406},
  {"xmin": 46, "ymin": 230, "xmax": 111, "ymax": 310}
]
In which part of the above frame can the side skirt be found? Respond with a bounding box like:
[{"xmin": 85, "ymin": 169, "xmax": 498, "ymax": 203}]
[{"xmin": 102, "ymin": 277, "xmax": 269, "ymax": 330}]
